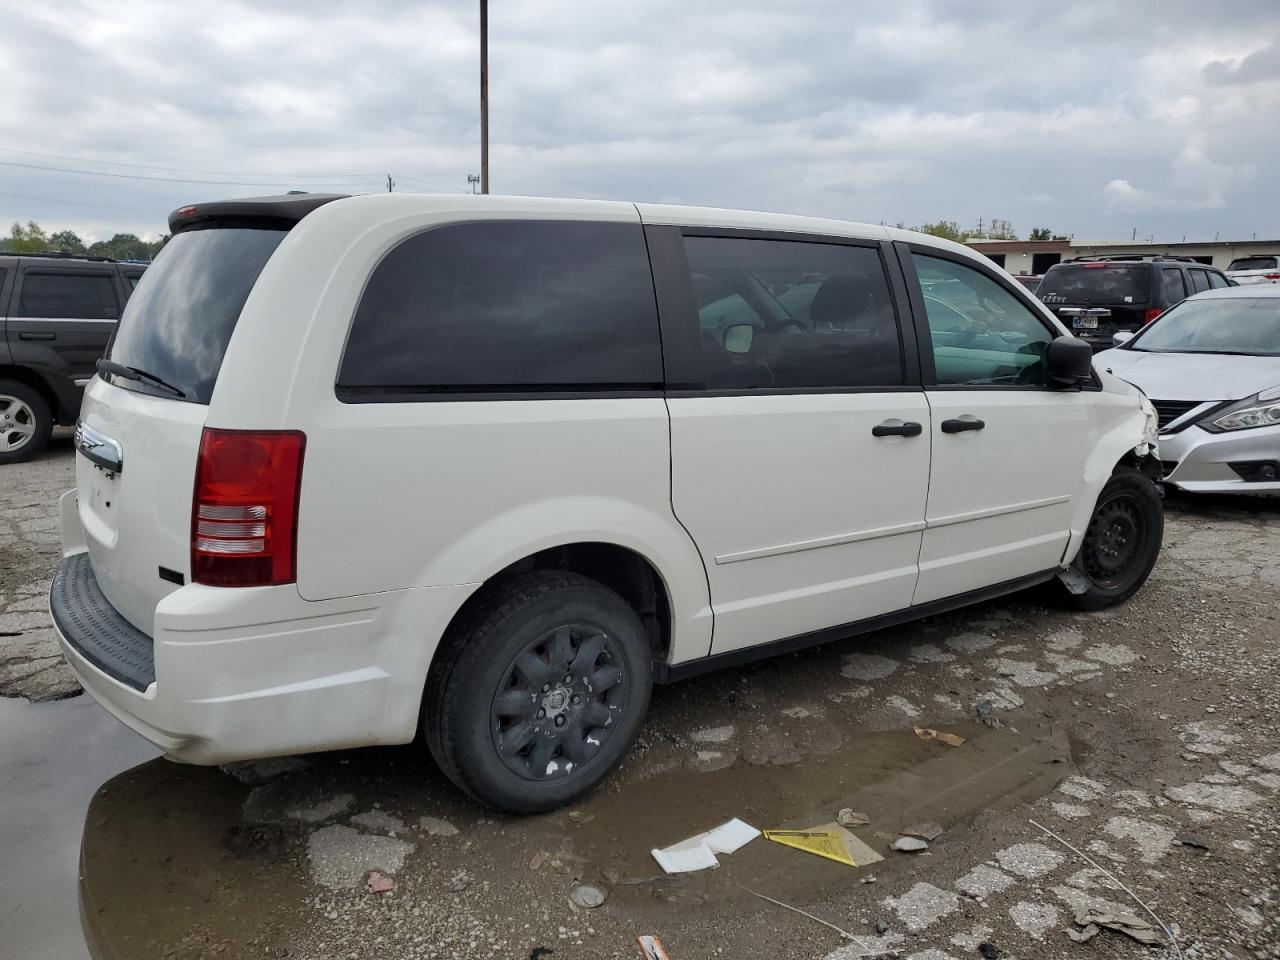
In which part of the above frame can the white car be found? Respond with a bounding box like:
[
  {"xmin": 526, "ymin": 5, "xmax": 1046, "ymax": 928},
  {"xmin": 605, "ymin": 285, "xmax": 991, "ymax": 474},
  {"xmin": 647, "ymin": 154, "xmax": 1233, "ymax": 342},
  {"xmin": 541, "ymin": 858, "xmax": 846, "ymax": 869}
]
[
  {"xmin": 1226, "ymin": 255, "xmax": 1280, "ymax": 286},
  {"xmin": 52, "ymin": 193, "xmax": 1163, "ymax": 812},
  {"xmin": 1098, "ymin": 284, "xmax": 1280, "ymax": 495}
]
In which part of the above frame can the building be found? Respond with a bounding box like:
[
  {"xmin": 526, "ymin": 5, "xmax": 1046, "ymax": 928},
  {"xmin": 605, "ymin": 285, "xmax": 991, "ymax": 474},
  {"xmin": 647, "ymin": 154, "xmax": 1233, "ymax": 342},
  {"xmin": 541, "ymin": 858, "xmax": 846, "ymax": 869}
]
[{"xmin": 966, "ymin": 238, "xmax": 1280, "ymax": 275}]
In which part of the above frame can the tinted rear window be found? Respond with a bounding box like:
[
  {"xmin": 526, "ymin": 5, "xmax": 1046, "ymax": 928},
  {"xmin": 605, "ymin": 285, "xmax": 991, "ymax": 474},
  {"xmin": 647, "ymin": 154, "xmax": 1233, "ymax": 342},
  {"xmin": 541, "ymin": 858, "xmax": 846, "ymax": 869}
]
[
  {"xmin": 337, "ymin": 220, "xmax": 662, "ymax": 394},
  {"xmin": 107, "ymin": 228, "xmax": 286, "ymax": 404},
  {"xmin": 20, "ymin": 272, "xmax": 119, "ymax": 319},
  {"xmin": 1037, "ymin": 264, "xmax": 1151, "ymax": 305},
  {"xmin": 1228, "ymin": 257, "xmax": 1279, "ymax": 271}
]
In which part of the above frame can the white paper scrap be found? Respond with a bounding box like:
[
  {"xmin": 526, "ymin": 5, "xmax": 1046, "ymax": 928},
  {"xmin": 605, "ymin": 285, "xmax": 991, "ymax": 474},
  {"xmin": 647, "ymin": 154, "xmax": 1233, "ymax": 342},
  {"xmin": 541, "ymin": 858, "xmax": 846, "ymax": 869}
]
[{"xmin": 650, "ymin": 818, "xmax": 760, "ymax": 873}]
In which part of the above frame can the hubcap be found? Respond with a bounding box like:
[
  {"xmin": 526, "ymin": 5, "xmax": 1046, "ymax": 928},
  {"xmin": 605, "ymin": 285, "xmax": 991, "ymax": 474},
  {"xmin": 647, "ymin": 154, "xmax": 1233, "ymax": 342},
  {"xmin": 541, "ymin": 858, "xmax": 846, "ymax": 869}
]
[
  {"xmin": 1082, "ymin": 495, "xmax": 1144, "ymax": 586},
  {"xmin": 0, "ymin": 395, "xmax": 36, "ymax": 453},
  {"xmin": 490, "ymin": 623, "xmax": 626, "ymax": 781}
]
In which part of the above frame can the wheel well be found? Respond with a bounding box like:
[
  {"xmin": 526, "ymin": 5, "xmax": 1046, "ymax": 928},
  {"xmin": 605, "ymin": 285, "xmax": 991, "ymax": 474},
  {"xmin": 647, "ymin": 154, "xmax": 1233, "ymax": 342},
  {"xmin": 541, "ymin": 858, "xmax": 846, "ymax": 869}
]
[
  {"xmin": 439, "ymin": 542, "xmax": 672, "ymax": 668},
  {"xmin": 1115, "ymin": 448, "xmax": 1163, "ymax": 483},
  {"xmin": 0, "ymin": 365, "xmax": 64, "ymax": 421}
]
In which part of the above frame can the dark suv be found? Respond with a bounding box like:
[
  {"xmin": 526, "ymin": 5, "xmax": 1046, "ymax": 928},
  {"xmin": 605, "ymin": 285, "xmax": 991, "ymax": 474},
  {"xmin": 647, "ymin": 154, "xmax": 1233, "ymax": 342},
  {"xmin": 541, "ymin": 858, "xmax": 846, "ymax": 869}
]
[
  {"xmin": 1036, "ymin": 256, "xmax": 1232, "ymax": 350},
  {"xmin": 0, "ymin": 252, "xmax": 145, "ymax": 463}
]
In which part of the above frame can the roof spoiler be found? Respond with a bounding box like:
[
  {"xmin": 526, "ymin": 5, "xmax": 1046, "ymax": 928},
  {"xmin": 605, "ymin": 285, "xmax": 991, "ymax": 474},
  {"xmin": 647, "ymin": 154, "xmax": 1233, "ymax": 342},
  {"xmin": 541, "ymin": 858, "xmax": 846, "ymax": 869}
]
[{"xmin": 168, "ymin": 192, "xmax": 348, "ymax": 233}]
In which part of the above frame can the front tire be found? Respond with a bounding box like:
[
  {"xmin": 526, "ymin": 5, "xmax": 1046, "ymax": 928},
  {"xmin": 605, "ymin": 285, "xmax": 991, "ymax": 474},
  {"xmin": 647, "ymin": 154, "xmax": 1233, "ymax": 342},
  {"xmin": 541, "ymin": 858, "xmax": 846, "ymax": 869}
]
[
  {"xmin": 424, "ymin": 571, "xmax": 653, "ymax": 813},
  {"xmin": 0, "ymin": 379, "xmax": 53, "ymax": 465},
  {"xmin": 1060, "ymin": 466, "xmax": 1163, "ymax": 610}
]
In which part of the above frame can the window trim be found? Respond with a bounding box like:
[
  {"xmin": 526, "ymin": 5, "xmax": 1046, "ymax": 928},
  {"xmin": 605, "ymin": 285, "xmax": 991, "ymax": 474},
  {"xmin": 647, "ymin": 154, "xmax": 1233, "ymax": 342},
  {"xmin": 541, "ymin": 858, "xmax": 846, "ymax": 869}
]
[
  {"xmin": 334, "ymin": 218, "xmax": 667, "ymax": 402},
  {"xmin": 648, "ymin": 226, "xmax": 922, "ymax": 396},
  {"xmin": 14, "ymin": 267, "xmax": 122, "ymax": 320},
  {"xmin": 895, "ymin": 240, "xmax": 1097, "ymax": 392}
]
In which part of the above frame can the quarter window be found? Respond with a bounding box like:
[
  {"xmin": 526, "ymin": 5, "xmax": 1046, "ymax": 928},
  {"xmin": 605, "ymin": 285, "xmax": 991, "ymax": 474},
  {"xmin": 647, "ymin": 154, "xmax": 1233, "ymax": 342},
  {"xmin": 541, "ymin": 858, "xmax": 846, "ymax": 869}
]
[
  {"xmin": 19, "ymin": 272, "xmax": 119, "ymax": 319},
  {"xmin": 338, "ymin": 221, "xmax": 662, "ymax": 393},
  {"xmin": 913, "ymin": 254, "xmax": 1053, "ymax": 387},
  {"xmin": 681, "ymin": 236, "xmax": 903, "ymax": 389},
  {"xmin": 1208, "ymin": 271, "xmax": 1230, "ymax": 289},
  {"xmin": 1161, "ymin": 268, "xmax": 1187, "ymax": 303}
]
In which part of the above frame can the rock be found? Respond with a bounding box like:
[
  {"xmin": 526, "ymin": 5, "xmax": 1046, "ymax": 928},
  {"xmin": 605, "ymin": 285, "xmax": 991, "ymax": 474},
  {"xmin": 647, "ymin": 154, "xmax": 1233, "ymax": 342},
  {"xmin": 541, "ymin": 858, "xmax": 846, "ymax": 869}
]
[
  {"xmin": 891, "ymin": 836, "xmax": 929, "ymax": 852},
  {"xmin": 902, "ymin": 822, "xmax": 944, "ymax": 842},
  {"xmin": 570, "ymin": 884, "xmax": 607, "ymax": 909},
  {"xmin": 837, "ymin": 808, "xmax": 870, "ymax": 827},
  {"xmin": 875, "ymin": 919, "xmax": 888, "ymax": 935}
]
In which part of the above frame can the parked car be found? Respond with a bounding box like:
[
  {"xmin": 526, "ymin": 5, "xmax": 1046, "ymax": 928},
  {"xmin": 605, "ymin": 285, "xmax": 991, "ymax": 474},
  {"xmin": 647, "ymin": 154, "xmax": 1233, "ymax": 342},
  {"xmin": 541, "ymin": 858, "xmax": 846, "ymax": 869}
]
[
  {"xmin": 1037, "ymin": 256, "xmax": 1232, "ymax": 350},
  {"xmin": 1013, "ymin": 274, "xmax": 1043, "ymax": 295},
  {"xmin": 1226, "ymin": 255, "xmax": 1280, "ymax": 286},
  {"xmin": 0, "ymin": 252, "xmax": 145, "ymax": 463},
  {"xmin": 1097, "ymin": 284, "xmax": 1280, "ymax": 495},
  {"xmin": 52, "ymin": 193, "xmax": 1163, "ymax": 813}
]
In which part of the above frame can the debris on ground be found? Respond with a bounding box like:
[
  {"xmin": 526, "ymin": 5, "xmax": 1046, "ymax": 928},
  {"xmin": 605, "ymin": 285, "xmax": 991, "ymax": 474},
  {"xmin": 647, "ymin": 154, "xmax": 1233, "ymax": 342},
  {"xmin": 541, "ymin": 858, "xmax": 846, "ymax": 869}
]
[
  {"xmin": 914, "ymin": 726, "xmax": 966, "ymax": 747},
  {"xmin": 365, "ymin": 870, "xmax": 394, "ymax": 894},
  {"xmin": 635, "ymin": 934, "xmax": 671, "ymax": 959},
  {"xmin": 891, "ymin": 836, "xmax": 929, "ymax": 853},
  {"xmin": 837, "ymin": 807, "xmax": 870, "ymax": 827},
  {"xmin": 901, "ymin": 822, "xmax": 945, "ymax": 842},
  {"xmin": 740, "ymin": 886, "xmax": 893, "ymax": 956},
  {"xmin": 763, "ymin": 822, "xmax": 884, "ymax": 867},
  {"xmin": 529, "ymin": 948, "xmax": 555, "ymax": 960},
  {"xmin": 1072, "ymin": 908, "xmax": 1164, "ymax": 945},
  {"xmin": 1175, "ymin": 833, "xmax": 1210, "ymax": 851},
  {"xmin": 569, "ymin": 884, "xmax": 608, "ymax": 909},
  {"xmin": 975, "ymin": 699, "xmax": 1002, "ymax": 727},
  {"xmin": 567, "ymin": 810, "xmax": 594, "ymax": 825},
  {"xmin": 651, "ymin": 818, "xmax": 759, "ymax": 873},
  {"xmin": 1066, "ymin": 923, "xmax": 1100, "ymax": 943}
]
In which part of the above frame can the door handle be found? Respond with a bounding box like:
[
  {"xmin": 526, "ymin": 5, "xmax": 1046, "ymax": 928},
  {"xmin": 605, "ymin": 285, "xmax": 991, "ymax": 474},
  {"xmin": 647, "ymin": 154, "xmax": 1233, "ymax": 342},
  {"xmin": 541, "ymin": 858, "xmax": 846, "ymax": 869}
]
[
  {"xmin": 872, "ymin": 420, "xmax": 923, "ymax": 438},
  {"xmin": 941, "ymin": 417, "xmax": 986, "ymax": 433},
  {"xmin": 18, "ymin": 331, "xmax": 56, "ymax": 341}
]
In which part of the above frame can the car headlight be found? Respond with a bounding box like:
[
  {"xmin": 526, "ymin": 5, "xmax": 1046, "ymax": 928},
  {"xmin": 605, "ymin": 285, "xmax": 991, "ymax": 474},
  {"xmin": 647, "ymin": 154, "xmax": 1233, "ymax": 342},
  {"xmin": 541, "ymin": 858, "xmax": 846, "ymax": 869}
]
[
  {"xmin": 1140, "ymin": 395, "xmax": 1159, "ymax": 447},
  {"xmin": 1205, "ymin": 386, "xmax": 1280, "ymax": 432}
]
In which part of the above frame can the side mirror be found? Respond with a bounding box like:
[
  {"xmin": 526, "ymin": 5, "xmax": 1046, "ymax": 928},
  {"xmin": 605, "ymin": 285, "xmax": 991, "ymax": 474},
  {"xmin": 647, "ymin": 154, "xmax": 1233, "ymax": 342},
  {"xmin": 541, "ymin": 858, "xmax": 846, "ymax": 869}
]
[
  {"xmin": 723, "ymin": 323, "xmax": 755, "ymax": 355},
  {"xmin": 1112, "ymin": 330, "xmax": 1135, "ymax": 346},
  {"xmin": 1045, "ymin": 336, "xmax": 1094, "ymax": 387}
]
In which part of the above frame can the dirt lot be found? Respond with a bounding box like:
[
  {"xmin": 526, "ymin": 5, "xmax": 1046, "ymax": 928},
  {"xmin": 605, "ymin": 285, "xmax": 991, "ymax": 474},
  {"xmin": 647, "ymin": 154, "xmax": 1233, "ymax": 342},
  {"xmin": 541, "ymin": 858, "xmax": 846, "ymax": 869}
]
[{"xmin": 2, "ymin": 438, "xmax": 1278, "ymax": 960}]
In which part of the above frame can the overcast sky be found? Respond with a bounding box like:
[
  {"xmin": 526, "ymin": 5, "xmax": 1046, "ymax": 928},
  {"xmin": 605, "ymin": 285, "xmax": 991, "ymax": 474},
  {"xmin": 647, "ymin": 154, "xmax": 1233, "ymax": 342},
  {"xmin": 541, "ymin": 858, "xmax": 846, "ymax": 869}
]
[{"xmin": 1, "ymin": 1, "xmax": 1277, "ymax": 244}]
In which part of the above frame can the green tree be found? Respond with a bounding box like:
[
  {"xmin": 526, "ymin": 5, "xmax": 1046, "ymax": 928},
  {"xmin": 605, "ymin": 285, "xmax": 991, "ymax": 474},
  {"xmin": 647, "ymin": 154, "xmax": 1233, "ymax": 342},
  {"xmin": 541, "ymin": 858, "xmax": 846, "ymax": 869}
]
[
  {"xmin": 1028, "ymin": 227, "xmax": 1053, "ymax": 241},
  {"xmin": 3, "ymin": 220, "xmax": 49, "ymax": 252},
  {"xmin": 914, "ymin": 220, "xmax": 966, "ymax": 242},
  {"xmin": 49, "ymin": 229, "xmax": 87, "ymax": 253},
  {"xmin": 88, "ymin": 232, "xmax": 153, "ymax": 261}
]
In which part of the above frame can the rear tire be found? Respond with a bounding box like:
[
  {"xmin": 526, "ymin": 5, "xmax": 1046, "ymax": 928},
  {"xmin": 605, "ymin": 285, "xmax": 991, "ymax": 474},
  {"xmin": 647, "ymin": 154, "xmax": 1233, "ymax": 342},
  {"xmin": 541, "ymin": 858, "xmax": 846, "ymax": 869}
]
[
  {"xmin": 0, "ymin": 379, "xmax": 53, "ymax": 465},
  {"xmin": 424, "ymin": 570, "xmax": 653, "ymax": 813},
  {"xmin": 1058, "ymin": 466, "xmax": 1163, "ymax": 610}
]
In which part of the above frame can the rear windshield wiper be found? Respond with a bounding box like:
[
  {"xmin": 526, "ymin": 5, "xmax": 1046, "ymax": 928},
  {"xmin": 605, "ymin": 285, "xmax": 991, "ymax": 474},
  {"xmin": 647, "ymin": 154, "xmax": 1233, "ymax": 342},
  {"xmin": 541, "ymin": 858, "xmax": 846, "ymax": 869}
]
[{"xmin": 96, "ymin": 358, "xmax": 187, "ymax": 398}]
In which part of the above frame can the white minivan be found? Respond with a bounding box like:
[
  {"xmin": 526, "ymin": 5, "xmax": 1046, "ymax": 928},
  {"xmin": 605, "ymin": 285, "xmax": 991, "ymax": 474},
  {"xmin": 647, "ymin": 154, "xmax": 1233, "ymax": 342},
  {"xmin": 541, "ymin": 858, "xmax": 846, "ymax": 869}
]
[{"xmin": 52, "ymin": 193, "xmax": 1163, "ymax": 812}]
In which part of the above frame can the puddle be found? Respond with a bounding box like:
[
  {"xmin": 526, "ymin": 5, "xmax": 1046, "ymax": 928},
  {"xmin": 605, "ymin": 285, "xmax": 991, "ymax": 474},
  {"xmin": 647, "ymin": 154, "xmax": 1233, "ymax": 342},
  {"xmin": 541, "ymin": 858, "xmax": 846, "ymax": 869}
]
[
  {"xmin": 66, "ymin": 717, "xmax": 1072, "ymax": 958},
  {"xmin": 0, "ymin": 695, "xmax": 158, "ymax": 960}
]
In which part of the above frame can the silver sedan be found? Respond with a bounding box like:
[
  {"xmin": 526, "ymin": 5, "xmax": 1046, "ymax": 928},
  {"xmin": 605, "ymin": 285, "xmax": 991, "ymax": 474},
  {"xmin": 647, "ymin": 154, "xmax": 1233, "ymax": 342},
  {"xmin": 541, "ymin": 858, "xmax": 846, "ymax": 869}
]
[{"xmin": 1096, "ymin": 285, "xmax": 1280, "ymax": 496}]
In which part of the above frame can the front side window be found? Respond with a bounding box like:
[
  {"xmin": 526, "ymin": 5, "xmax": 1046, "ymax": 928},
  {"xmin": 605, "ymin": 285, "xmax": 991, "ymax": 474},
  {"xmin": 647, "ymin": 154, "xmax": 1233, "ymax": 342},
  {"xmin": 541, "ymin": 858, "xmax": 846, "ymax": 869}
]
[
  {"xmin": 338, "ymin": 221, "xmax": 661, "ymax": 393},
  {"xmin": 1161, "ymin": 268, "xmax": 1187, "ymax": 303},
  {"xmin": 1189, "ymin": 270, "xmax": 1211, "ymax": 293},
  {"xmin": 681, "ymin": 236, "xmax": 902, "ymax": 390},
  {"xmin": 19, "ymin": 272, "xmax": 119, "ymax": 319},
  {"xmin": 913, "ymin": 254, "xmax": 1053, "ymax": 386}
]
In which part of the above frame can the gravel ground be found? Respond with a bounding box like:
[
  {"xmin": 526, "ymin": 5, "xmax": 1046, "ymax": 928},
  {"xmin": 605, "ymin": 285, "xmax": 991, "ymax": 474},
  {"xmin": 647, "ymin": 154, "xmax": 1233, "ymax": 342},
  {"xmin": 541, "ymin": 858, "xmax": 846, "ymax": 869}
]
[{"xmin": 2, "ymin": 443, "xmax": 1278, "ymax": 960}]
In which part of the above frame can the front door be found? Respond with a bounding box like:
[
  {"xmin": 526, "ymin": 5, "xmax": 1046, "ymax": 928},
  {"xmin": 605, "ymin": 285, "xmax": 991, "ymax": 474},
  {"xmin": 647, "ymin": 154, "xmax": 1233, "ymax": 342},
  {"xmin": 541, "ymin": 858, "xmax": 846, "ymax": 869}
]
[
  {"xmin": 902, "ymin": 247, "xmax": 1091, "ymax": 604},
  {"xmin": 657, "ymin": 230, "xmax": 931, "ymax": 655}
]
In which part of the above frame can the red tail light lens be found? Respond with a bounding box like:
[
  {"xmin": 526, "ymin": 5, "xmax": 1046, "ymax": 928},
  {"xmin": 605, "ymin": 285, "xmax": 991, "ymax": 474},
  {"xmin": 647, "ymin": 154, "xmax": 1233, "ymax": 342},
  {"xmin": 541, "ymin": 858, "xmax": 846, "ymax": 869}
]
[
  {"xmin": 192, "ymin": 429, "xmax": 305, "ymax": 587},
  {"xmin": 1264, "ymin": 273, "xmax": 1280, "ymax": 280},
  {"xmin": 1143, "ymin": 308, "xmax": 1162, "ymax": 326}
]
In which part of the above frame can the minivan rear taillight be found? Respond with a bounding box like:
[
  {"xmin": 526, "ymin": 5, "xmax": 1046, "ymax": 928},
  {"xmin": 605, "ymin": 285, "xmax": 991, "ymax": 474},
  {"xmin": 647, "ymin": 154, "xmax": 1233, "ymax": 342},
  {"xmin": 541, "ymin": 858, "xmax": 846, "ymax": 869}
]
[{"xmin": 192, "ymin": 429, "xmax": 305, "ymax": 587}]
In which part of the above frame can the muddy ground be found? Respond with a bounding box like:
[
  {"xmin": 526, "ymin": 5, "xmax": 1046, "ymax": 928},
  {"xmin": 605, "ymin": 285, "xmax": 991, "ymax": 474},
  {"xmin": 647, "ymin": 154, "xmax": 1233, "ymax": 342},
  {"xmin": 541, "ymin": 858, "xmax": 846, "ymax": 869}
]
[{"xmin": 1, "ymin": 436, "xmax": 1277, "ymax": 960}]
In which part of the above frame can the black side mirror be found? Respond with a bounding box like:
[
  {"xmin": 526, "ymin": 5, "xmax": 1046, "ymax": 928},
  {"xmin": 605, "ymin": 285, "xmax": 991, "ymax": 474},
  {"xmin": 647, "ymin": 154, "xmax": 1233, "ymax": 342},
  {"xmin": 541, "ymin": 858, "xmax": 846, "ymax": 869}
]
[{"xmin": 1045, "ymin": 336, "xmax": 1094, "ymax": 387}]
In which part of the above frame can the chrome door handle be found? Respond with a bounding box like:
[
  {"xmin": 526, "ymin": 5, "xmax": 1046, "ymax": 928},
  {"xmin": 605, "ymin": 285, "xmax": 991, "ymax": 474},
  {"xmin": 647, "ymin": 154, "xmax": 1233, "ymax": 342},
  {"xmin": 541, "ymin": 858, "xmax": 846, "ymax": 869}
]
[
  {"xmin": 941, "ymin": 417, "xmax": 986, "ymax": 433},
  {"xmin": 872, "ymin": 420, "xmax": 924, "ymax": 438}
]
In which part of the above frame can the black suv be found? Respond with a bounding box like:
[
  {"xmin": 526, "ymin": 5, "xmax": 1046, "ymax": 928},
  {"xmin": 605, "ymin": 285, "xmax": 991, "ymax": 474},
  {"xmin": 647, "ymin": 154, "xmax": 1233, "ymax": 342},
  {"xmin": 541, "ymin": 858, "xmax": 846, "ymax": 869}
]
[
  {"xmin": 1036, "ymin": 255, "xmax": 1233, "ymax": 350},
  {"xmin": 0, "ymin": 253, "xmax": 145, "ymax": 463}
]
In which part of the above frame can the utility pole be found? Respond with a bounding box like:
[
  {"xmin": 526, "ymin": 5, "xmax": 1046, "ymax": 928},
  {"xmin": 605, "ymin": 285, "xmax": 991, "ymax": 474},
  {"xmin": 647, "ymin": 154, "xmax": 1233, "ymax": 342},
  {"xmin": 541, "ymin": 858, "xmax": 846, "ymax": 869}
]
[
  {"xmin": 480, "ymin": 0, "xmax": 489, "ymax": 194},
  {"xmin": 386, "ymin": 174, "xmax": 394, "ymax": 193}
]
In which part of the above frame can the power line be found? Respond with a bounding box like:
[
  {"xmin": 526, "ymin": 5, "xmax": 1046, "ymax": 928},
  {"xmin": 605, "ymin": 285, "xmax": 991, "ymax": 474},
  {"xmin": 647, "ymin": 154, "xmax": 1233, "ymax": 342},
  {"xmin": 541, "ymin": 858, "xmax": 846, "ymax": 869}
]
[
  {"xmin": 0, "ymin": 158, "xmax": 387, "ymax": 188},
  {"xmin": 389, "ymin": 174, "xmax": 468, "ymax": 193},
  {"xmin": 0, "ymin": 146, "xmax": 377, "ymax": 180}
]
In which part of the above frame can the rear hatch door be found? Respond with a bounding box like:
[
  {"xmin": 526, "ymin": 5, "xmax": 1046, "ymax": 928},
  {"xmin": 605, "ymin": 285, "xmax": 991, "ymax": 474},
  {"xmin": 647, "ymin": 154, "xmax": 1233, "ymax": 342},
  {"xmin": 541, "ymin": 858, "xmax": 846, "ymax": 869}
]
[
  {"xmin": 76, "ymin": 225, "xmax": 289, "ymax": 634},
  {"xmin": 1037, "ymin": 263, "xmax": 1151, "ymax": 346}
]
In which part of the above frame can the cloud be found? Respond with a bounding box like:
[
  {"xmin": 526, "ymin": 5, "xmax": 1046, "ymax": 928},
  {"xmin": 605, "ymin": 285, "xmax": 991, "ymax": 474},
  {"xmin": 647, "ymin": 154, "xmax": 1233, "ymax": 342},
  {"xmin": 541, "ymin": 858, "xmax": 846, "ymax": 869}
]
[{"xmin": 0, "ymin": 0, "xmax": 1277, "ymax": 243}]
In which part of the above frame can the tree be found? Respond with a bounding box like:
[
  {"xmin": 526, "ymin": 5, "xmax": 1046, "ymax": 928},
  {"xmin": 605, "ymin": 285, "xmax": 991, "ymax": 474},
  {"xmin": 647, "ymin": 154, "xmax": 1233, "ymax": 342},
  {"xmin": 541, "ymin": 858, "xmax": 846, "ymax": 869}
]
[
  {"xmin": 49, "ymin": 229, "xmax": 87, "ymax": 253},
  {"xmin": 981, "ymin": 218, "xmax": 1018, "ymax": 240},
  {"xmin": 914, "ymin": 220, "xmax": 966, "ymax": 242},
  {"xmin": 88, "ymin": 233, "xmax": 154, "ymax": 261},
  {"xmin": 3, "ymin": 220, "xmax": 49, "ymax": 252}
]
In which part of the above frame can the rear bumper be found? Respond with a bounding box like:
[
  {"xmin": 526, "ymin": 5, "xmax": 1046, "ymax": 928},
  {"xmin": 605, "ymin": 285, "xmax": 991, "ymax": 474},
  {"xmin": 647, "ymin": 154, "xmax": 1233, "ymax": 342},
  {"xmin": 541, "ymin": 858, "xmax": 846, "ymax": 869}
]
[
  {"xmin": 1159, "ymin": 423, "xmax": 1280, "ymax": 496},
  {"xmin": 50, "ymin": 544, "xmax": 474, "ymax": 765}
]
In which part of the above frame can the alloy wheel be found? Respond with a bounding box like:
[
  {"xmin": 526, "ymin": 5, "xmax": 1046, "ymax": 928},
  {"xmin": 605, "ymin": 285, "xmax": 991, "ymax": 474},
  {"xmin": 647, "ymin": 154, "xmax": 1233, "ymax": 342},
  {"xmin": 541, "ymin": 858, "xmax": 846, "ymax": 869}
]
[{"xmin": 0, "ymin": 395, "xmax": 36, "ymax": 453}]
